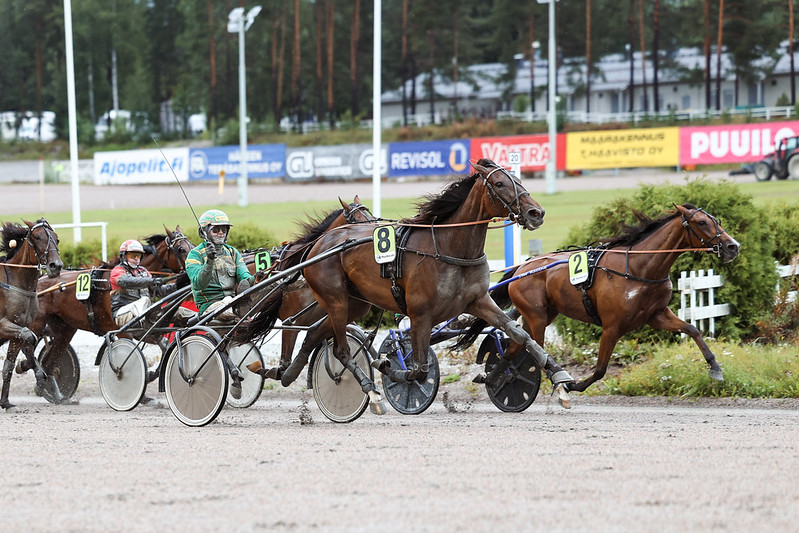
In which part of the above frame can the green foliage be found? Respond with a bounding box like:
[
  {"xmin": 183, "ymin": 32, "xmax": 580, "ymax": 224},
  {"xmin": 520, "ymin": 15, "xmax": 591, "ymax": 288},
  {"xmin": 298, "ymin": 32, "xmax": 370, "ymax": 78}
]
[
  {"xmin": 217, "ymin": 118, "xmax": 240, "ymax": 147},
  {"xmin": 558, "ymin": 178, "xmax": 779, "ymax": 341},
  {"xmin": 750, "ymin": 288, "xmax": 799, "ymax": 344},
  {"xmin": 512, "ymin": 94, "xmax": 530, "ymax": 114},
  {"xmin": 599, "ymin": 341, "xmax": 799, "ymax": 398},
  {"xmin": 226, "ymin": 222, "xmax": 278, "ymax": 252},
  {"xmin": 768, "ymin": 203, "xmax": 799, "ymax": 264},
  {"xmin": 58, "ymin": 239, "xmax": 105, "ymax": 268},
  {"xmin": 776, "ymin": 93, "xmax": 791, "ymax": 107}
]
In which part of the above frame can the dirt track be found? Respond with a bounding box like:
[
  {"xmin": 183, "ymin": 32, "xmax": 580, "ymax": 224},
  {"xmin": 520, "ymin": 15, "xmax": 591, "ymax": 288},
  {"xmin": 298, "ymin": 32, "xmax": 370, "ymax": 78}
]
[{"xmin": 2, "ymin": 330, "xmax": 798, "ymax": 532}]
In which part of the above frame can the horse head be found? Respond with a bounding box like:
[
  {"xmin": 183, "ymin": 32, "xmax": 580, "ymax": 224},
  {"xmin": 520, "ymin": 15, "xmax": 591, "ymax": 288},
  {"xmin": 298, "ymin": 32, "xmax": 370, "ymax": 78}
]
[
  {"xmin": 471, "ymin": 158, "xmax": 545, "ymax": 231},
  {"xmin": 163, "ymin": 224, "xmax": 194, "ymax": 271},
  {"xmin": 24, "ymin": 219, "xmax": 63, "ymax": 278},
  {"xmin": 339, "ymin": 195, "xmax": 374, "ymax": 224},
  {"xmin": 675, "ymin": 204, "xmax": 740, "ymax": 263}
]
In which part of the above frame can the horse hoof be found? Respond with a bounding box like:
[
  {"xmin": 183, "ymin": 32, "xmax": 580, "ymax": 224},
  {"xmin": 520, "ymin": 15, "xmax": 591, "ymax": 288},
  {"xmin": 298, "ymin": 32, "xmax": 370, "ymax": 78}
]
[
  {"xmin": 709, "ymin": 369, "xmax": 724, "ymax": 381},
  {"xmin": 230, "ymin": 381, "xmax": 242, "ymax": 400},
  {"xmin": 368, "ymin": 391, "xmax": 387, "ymax": 415},
  {"xmin": 281, "ymin": 364, "xmax": 304, "ymax": 387},
  {"xmin": 246, "ymin": 360, "xmax": 263, "ymax": 374},
  {"xmin": 555, "ymin": 383, "xmax": 572, "ymax": 409},
  {"xmin": 472, "ymin": 373, "xmax": 487, "ymax": 384},
  {"xmin": 369, "ymin": 357, "xmax": 391, "ymax": 374},
  {"xmin": 3, "ymin": 404, "xmax": 19, "ymax": 413},
  {"xmin": 15, "ymin": 360, "xmax": 30, "ymax": 374},
  {"xmin": 57, "ymin": 397, "xmax": 79, "ymax": 406},
  {"xmin": 33, "ymin": 385, "xmax": 44, "ymax": 397}
]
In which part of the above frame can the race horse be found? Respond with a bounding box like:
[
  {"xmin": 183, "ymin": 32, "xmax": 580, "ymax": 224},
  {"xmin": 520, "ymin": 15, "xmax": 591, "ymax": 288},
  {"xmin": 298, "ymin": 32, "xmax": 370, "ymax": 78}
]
[
  {"xmin": 456, "ymin": 204, "xmax": 740, "ymax": 407},
  {"xmin": 0, "ymin": 218, "xmax": 64, "ymax": 410},
  {"xmin": 14, "ymin": 225, "xmax": 194, "ymax": 390},
  {"xmin": 241, "ymin": 197, "xmax": 374, "ymax": 381},
  {"xmin": 237, "ymin": 159, "xmax": 574, "ymax": 414}
]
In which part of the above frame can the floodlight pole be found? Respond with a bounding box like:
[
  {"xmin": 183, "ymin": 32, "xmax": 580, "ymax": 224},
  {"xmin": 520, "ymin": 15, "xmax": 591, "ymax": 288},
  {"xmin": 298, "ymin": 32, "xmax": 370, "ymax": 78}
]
[
  {"xmin": 545, "ymin": 0, "xmax": 557, "ymax": 195},
  {"xmin": 64, "ymin": 0, "xmax": 81, "ymax": 241},
  {"xmin": 229, "ymin": 6, "xmax": 260, "ymax": 208}
]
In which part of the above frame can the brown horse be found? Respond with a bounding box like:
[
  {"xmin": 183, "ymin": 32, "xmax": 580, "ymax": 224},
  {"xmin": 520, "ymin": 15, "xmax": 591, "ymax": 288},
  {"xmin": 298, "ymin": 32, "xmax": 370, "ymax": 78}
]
[
  {"xmin": 241, "ymin": 197, "xmax": 374, "ymax": 380},
  {"xmin": 15, "ymin": 225, "xmax": 194, "ymax": 390},
  {"xmin": 0, "ymin": 219, "xmax": 64, "ymax": 409},
  {"xmin": 237, "ymin": 159, "xmax": 573, "ymax": 414},
  {"xmin": 458, "ymin": 204, "xmax": 740, "ymax": 407}
]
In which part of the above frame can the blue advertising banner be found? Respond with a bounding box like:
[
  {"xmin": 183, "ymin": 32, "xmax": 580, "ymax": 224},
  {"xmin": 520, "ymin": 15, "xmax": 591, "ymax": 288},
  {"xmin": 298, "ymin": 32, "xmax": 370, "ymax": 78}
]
[
  {"xmin": 388, "ymin": 139, "xmax": 470, "ymax": 177},
  {"xmin": 188, "ymin": 144, "xmax": 285, "ymax": 181}
]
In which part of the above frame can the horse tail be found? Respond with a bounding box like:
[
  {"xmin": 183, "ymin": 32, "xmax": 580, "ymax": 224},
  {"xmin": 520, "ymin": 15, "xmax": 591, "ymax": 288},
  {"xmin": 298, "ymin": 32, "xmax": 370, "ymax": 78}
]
[
  {"xmin": 232, "ymin": 284, "xmax": 285, "ymax": 345},
  {"xmin": 451, "ymin": 266, "xmax": 520, "ymax": 351}
]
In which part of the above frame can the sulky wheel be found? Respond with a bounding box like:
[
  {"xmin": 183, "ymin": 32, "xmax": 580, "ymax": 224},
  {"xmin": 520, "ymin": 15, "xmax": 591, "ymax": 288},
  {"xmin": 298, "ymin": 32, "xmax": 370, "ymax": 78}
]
[
  {"xmin": 164, "ymin": 334, "xmax": 228, "ymax": 427},
  {"xmin": 38, "ymin": 339, "xmax": 80, "ymax": 403},
  {"xmin": 379, "ymin": 335, "xmax": 440, "ymax": 415},
  {"xmin": 310, "ymin": 327, "xmax": 374, "ymax": 423},
  {"xmin": 479, "ymin": 334, "xmax": 541, "ymax": 413},
  {"xmin": 99, "ymin": 339, "xmax": 147, "ymax": 412},
  {"xmin": 225, "ymin": 342, "xmax": 265, "ymax": 408}
]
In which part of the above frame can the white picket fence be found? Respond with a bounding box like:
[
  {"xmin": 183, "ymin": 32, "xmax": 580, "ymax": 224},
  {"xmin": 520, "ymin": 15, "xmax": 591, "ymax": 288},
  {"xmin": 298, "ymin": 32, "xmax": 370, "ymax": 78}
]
[
  {"xmin": 678, "ymin": 263, "xmax": 798, "ymax": 338},
  {"xmin": 678, "ymin": 269, "xmax": 730, "ymax": 338}
]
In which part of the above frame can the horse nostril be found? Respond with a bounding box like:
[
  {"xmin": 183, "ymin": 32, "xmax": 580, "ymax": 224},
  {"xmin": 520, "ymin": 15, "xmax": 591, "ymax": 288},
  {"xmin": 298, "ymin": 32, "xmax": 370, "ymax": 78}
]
[{"xmin": 528, "ymin": 207, "xmax": 545, "ymax": 220}]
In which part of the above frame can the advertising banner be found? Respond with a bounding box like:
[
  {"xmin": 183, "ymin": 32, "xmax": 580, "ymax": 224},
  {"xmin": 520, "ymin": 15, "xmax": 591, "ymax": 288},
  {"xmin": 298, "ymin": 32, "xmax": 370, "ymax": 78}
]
[
  {"xmin": 566, "ymin": 127, "xmax": 679, "ymax": 170},
  {"xmin": 188, "ymin": 144, "xmax": 285, "ymax": 181},
  {"xmin": 94, "ymin": 147, "xmax": 189, "ymax": 185},
  {"xmin": 388, "ymin": 139, "xmax": 470, "ymax": 177},
  {"xmin": 284, "ymin": 144, "xmax": 387, "ymax": 182},
  {"xmin": 469, "ymin": 134, "xmax": 566, "ymax": 172},
  {"xmin": 679, "ymin": 121, "xmax": 799, "ymax": 165}
]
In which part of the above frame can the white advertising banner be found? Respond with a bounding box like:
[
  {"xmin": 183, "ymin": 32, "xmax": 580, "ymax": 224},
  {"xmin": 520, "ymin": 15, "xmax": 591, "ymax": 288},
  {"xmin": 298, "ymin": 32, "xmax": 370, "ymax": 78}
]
[{"xmin": 94, "ymin": 147, "xmax": 189, "ymax": 185}]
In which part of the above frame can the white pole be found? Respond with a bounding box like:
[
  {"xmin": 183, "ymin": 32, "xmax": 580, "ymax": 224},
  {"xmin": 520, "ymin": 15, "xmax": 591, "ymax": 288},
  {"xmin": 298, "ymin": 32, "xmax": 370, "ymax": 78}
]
[
  {"xmin": 64, "ymin": 0, "xmax": 81, "ymax": 241},
  {"xmin": 372, "ymin": 0, "xmax": 382, "ymax": 217},
  {"xmin": 546, "ymin": 0, "xmax": 557, "ymax": 195},
  {"xmin": 238, "ymin": 22, "xmax": 248, "ymax": 207}
]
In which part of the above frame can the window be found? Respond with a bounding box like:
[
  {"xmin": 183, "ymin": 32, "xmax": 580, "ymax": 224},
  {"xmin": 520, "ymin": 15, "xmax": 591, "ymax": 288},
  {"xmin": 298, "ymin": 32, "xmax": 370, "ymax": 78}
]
[
  {"xmin": 723, "ymin": 89, "xmax": 734, "ymax": 109},
  {"xmin": 681, "ymin": 95, "xmax": 691, "ymax": 109}
]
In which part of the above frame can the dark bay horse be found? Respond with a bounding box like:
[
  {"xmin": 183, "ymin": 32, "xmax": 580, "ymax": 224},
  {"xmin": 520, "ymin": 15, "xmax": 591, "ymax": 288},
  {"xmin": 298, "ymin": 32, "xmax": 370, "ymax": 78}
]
[
  {"xmin": 458, "ymin": 204, "xmax": 740, "ymax": 407},
  {"xmin": 237, "ymin": 159, "xmax": 573, "ymax": 414},
  {"xmin": 16, "ymin": 225, "xmax": 194, "ymax": 384},
  {"xmin": 242, "ymin": 197, "xmax": 374, "ymax": 380},
  {"xmin": 0, "ymin": 219, "xmax": 63, "ymax": 409}
]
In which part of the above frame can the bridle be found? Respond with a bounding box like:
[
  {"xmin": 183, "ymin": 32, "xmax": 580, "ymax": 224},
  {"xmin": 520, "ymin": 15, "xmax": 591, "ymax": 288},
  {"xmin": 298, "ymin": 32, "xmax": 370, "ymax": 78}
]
[
  {"xmin": 163, "ymin": 230, "xmax": 192, "ymax": 271},
  {"xmin": 681, "ymin": 207, "xmax": 726, "ymax": 258},
  {"xmin": 480, "ymin": 165, "xmax": 530, "ymax": 223},
  {"xmin": 344, "ymin": 203, "xmax": 374, "ymax": 224},
  {"xmin": 26, "ymin": 221, "xmax": 61, "ymax": 270}
]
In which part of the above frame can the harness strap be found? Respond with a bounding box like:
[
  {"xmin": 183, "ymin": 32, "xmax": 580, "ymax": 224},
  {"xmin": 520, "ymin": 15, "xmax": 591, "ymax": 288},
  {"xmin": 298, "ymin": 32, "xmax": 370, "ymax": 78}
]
[
  {"xmin": 0, "ymin": 281, "xmax": 37, "ymax": 299},
  {"xmin": 579, "ymin": 286, "xmax": 602, "ymax": 327}
]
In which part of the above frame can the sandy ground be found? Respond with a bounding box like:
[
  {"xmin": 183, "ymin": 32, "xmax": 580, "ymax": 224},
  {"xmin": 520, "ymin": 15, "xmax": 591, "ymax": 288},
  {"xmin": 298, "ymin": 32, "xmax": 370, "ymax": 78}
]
[{"xmin": 1, "ymin": 330, "xmax": 798, "ymax": 533}]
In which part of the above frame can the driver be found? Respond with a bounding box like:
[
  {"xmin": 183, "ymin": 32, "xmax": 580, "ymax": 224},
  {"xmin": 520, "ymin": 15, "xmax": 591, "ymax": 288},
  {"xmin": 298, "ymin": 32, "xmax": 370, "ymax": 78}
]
[
  {"xmin": 110, "ymin": 239, "xmax": 190, "ymax": 327},
  {"xmin": 185, "ymin": 209, "xmax": 254, "ymax": 322}
]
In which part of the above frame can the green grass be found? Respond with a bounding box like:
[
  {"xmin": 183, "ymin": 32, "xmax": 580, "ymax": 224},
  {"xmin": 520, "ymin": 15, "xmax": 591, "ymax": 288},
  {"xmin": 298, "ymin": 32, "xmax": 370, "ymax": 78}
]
[
  {"xmin": 11, "ymin": 176, "xmax": 799, "ymax": 262},
  {"xmin": 595, "ymin": 341, "xmax": 799, "ymax": 398}
]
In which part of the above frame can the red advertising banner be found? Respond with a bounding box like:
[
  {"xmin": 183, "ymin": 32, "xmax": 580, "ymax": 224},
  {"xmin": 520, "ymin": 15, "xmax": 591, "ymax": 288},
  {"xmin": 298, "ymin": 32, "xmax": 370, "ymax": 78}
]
[
  {"xmin": 679, "ymin": 121, "xmax": 799, "ymax": 165},
  {"xmin": 470, "ymin": 134, "xmax": 567, "ymax": 171}
]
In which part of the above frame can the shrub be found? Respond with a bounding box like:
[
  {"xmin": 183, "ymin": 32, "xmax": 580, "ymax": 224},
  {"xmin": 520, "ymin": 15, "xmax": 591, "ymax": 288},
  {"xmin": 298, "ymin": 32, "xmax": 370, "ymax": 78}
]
[
  {"xmin": 227, "ymin": 222, "xmax": 278, "ymax": 251},
  {"xmin": 556, "ymin": 178, "xmax": 778, "ymax": 342},
  {"xmin": 58, "ymin": 239, "xmax": 105, "ymax": 268},
  {"xmin": 768, "ymin": 202, "xmax": 799, "ymax": 264}
]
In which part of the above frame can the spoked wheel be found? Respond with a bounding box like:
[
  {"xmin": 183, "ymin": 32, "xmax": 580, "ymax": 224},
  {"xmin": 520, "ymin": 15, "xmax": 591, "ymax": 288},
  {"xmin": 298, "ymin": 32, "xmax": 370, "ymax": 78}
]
[
  {"xmin": 99, "ymin": 339, "xmax": 147, "ymax": 412},
  {"xmin": 37, "ymin": 339, "xmax": 81, "ymax": 403},
  {"xmin": 379, "ymin": 336, "xmax": 440, "ymax": 415},
  {"xmin": 164, "ymin": 334, "xmax": 228, "ymax": 427},
  {"xmin": 310, "ymin": 328, "xmax": 374, "ymax": 423},
  {"xmin": 479, "ymin": 334, "xmax": 541, "ymax": 413},
  {"xmin": 225, "ymin": 342, "xmax": 264, "ymax": 408}
]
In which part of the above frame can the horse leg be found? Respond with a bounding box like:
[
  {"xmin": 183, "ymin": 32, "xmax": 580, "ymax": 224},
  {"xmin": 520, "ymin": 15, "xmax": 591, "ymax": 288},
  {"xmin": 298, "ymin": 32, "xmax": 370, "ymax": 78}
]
[
  {"xmin": 647, "ymin": 308, "xmax": 723, "ymax": 381},
  {"xmin": 569, "ymin": 329, "xmax": 621, "ymax": 393},
  {"xmin": 331, "ymin": 334, "xmax": 387, "ymax": 416},
  {"xmin": 0, "ymin": 321, "xmax": 39, "ymax": 409},
  {"xmin": 467, "ymin": 295, "xmax": 573, "ymax": 389}
]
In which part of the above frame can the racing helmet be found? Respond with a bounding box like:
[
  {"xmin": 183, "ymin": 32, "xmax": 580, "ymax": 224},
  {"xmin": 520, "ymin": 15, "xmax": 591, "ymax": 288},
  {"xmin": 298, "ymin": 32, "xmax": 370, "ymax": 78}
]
[
  {"xmin": 198, "ymin": 209, "xmax": 232, "ymax": 244},
  {"xmin": 118, "ymin": 239, "xmax": 144, "ymax": 266}
]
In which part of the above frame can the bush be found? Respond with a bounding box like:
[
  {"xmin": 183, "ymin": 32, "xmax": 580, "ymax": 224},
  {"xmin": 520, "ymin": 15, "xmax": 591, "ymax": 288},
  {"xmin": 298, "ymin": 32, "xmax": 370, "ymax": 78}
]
[
  {"xmin": 556, "ymin": 178, "xmax": 779, "ymax": 342},
  {"xmin": 226, "ymin": 222, "xmax": 278, "ymax": 251},
  {"xmin": 58, "ymin": 239, "xmax": 105, "ymax": 268},
  {"xmin": 769, "ymin": 202, "xmax": 799, "ymax": 264}
]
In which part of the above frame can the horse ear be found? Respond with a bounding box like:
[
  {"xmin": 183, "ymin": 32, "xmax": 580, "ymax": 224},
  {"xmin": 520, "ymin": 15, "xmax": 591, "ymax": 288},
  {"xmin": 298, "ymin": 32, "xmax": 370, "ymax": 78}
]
[
  {"xmin": 469, "ymin": 160, "xmax": 488, "ymax": 175},
  {"xmin": 353, "ymin": 194, "xmax": 361, "ymax": 204},
  {"xmin": 163, "ymin": 223, "xmax": 171, "ymax": 234},
  {"xmin": 22, "ymin": 219, "xmax": 34, "ymax": 229},
  {"xmin": 339, "ymin": 197, "xmax": 348, "ymax": 210},
  {"xmin": 673, "ymin": 204, "xmax": 688, "ymax": 215}
]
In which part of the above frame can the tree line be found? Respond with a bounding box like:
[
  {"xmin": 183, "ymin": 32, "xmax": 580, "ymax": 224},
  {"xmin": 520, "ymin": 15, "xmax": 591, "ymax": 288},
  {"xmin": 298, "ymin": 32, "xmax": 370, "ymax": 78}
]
[{"xmin": 0, "ymin": 0, "xmax": 793, "ymax": 141}]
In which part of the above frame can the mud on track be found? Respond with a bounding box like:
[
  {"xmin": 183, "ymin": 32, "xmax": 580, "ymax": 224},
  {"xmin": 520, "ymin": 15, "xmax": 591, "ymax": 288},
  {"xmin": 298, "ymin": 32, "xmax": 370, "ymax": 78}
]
[{"xmin": 2, "ymin": 367, "xmax": 798, "ymax": 532}]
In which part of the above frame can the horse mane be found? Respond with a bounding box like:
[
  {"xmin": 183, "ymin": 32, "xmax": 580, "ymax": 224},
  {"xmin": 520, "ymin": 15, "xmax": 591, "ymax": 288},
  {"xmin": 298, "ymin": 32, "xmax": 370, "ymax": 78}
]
[
  {"xmin": 0, "ymin": 219, "xmax": 38, "ymax": 261},
  {"xmin": 401, "ymin": 173, "xmax": 480, "ymax": 224},
  {"xmin": 601, "ymin": 203, "xmax": 696, "ymax": 248},
  {"xmin": 142, "ymin": 233, "xmax": 166, "ymax": 247},
  {"xmin": 291, "ymin": 208, "xmax": 345, "ymax": 245}
]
